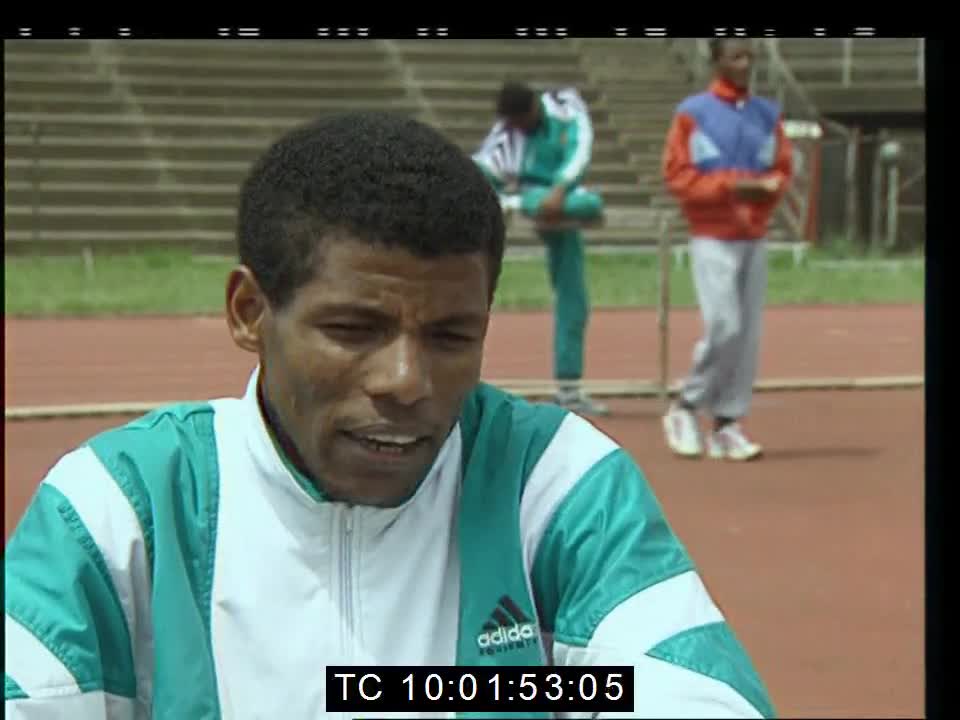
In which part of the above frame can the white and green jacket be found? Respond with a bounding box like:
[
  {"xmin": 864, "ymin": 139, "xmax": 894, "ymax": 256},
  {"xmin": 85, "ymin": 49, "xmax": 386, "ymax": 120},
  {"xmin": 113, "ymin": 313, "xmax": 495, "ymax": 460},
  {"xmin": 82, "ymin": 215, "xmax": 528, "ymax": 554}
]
[
  {"xmin": 473, "ymin": 87, "xmax": 594, "ymax": 191},
  {"xmin": 4, "ymin": 367, "xmax": 775, "ymax": 719}
]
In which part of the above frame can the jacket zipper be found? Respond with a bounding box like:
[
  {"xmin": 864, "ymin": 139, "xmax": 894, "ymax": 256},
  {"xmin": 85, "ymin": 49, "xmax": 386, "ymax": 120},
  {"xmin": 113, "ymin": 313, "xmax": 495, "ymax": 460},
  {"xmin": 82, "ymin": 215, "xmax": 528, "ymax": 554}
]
[{"xmin": 341, "ymin": 508, "xmax": 355, "ymax": 661}]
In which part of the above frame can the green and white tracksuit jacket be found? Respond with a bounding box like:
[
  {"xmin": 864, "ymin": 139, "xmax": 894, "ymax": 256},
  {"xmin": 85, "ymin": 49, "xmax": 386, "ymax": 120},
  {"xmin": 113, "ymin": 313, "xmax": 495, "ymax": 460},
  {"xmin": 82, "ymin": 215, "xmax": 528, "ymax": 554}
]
[
  {"xmin": 4, "ymin": 367, "xmax": 775, "ymax": 719},
  {"xmin": 472, "ymin": 87, "xmax": 594, "ymax": 193}
]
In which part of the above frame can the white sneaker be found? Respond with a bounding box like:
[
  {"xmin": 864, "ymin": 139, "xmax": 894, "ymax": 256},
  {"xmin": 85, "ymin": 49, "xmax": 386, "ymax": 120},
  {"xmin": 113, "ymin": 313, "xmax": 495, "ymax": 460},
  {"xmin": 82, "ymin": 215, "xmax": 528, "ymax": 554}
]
[
  {"xmin": 708, "ymin": 423, "xmax": 763, "ymax": 461},
  {"xmin": 663, "ymin": 403, "xmax": 703, "ymax": 458}
]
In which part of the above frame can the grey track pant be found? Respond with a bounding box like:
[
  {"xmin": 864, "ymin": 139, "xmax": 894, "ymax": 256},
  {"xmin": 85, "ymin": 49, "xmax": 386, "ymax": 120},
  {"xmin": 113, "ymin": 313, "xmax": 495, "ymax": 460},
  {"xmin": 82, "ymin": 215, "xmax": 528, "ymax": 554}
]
[{"xmin": 679, "ymin": 237, "xmax": 768, "ymax": 420}]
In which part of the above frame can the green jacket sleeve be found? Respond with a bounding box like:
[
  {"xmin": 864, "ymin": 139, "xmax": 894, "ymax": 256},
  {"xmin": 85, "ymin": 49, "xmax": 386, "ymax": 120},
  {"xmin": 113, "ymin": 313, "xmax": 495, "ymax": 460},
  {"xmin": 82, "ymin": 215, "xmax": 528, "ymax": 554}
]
[
  {"xmin": 550, "ymin": 89, "xmax": 594, "ymax": 189},
  {"xmin": 472, "ymin": 120, "xmax": 509, "ymax": 192},
  {"xmin": 531, "ymin": 448, "xmax": 776, "ymax": 718},
  {"xmin": 4, "ymin": 449, "xmax": 144, "ymax": 718}
]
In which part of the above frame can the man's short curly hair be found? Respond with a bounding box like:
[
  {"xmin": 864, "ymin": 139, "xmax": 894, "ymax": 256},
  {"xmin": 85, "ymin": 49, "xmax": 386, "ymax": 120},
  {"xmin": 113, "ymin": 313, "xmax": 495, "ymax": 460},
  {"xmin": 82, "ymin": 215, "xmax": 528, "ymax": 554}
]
[
  {"xmin": 709, "ymin": 37, "xmax": 753, "ymax": 61},
  {"xmin": 496, "ymin": 82, "xmax": 537, "ymax": 117},
  {"xmin": 237, "ymin": 112, "xmax": 506, "ymax": 308}
]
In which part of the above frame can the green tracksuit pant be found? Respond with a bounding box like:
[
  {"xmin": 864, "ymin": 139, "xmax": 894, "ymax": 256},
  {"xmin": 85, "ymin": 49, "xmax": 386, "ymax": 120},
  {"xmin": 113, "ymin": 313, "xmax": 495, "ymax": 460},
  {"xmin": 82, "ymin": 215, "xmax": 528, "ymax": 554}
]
[{"xmin": 519, "ymin": 185, "xmax": 604, "ymax": 381}]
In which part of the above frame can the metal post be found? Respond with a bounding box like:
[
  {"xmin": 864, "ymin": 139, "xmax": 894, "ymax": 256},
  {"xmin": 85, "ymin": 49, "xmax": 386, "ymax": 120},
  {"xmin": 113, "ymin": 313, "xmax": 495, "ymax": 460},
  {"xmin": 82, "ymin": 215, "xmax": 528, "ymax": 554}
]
[
  {"xmin": 842, "ymin": 38, "xmax": 854, "ymax": 86},
  {"xmin": 918, "ymin": 38, "xmax": 925, "ymax": 85},
  {"xmin": 845, "ymin": 127, "xmax": 861, "ymax": 244},
  {"xmin": 30, "ymin": 122, "xmax": 39, "ymax": 245},
  {"xmin": 657, "ymin": 212, "xmax": 672, "ymax": 404},
  {"xmin": 695, "ymin": 38, "xmax": 711, "ymax": 85},
  {"xmin": 870, "ymin": 131, "xmax": 887, "ymax": 252},
  {"xmin": 766, "ymin": 38, "xmax": 778, "ymax": 88},
  {"xmin": 886, "ymin": 163, "xmax": 900, "ymax": 250}
]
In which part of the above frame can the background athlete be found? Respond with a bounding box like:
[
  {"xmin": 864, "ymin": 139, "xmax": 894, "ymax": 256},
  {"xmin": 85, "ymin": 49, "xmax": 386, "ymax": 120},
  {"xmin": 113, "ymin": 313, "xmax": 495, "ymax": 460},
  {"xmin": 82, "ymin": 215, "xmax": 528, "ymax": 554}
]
[
  {"xmin": 661, "ymin": 39, "xmax": 793, "ymax": 461},
  {"xmin": 474, "ymin": 81, "xmax": 608, "ymax": 416}
]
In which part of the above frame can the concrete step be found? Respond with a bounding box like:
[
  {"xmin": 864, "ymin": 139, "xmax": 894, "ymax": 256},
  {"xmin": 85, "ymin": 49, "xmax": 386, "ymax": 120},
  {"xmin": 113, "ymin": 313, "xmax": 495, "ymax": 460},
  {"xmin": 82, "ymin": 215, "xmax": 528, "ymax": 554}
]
[
  {"xmin": 401, "ymin": 39, "xmax": 572, "ymax": 51},
  {"xmin": 3, "ymin": 133, "xmax": 638, "ymax": 171},
  {"xmin": 583, "ymin": 64, "xmax": 680, "ymax": 77},
  {"xmin": 5, "ymin": 180, "xmax": 666, "ymax": 211},
  {"xmin": 4, "ymin": 51, "xmax": 399, "ymax": 78},
  {"xmin": 5, "ymin": 206, "xmax": 675, "ymax": 241},
  {"xmin": 777, "ymin": 38, "xmax": 922, "ymax": 57},
  {"xmin": 4, "ymin": 186, "xmax": 667, "ymax": 228},
  {"xmin": 611, "ymin": 122, "xmax": 673, "ymax": 140},
  {"xmin": 449, "ymin": 136, "xmax": 629, "ymax": 164},
  {"xmin": 3, "ymin": 57, "xmax": 101, "ymax": 75},
  {"xmin": 412, "ymin": 65, "xmax": 589, "ymax": 85},
  {"xmin": 588, "ymin": 207, "xmax": 674, "ymax": 228},
  {"xmin": 609, "ymin": 110, "xmax": 673, "ymax": 123},
  {"xmin": 622, "ymin": 132, "xmax": 669, "ymax": 153},
  {"xmin": 4, "ymin": 180, "xmax": 241, "ymax": 208},
  {"xmin": 578, "ymin": 38, "xmax": 672, "ymax": 48},
  {"xmin": 772, "ymin": 83, "xmax": 926, "ymax": 114},
  {"xmin": 113, "ymin": 39, "xmax": 390, "ymax": 60},
  {"xmin": 0, "ymin": 161, "xmax": 640, "ymax": 193},
  {"xmin": 582, "ymin": 164, "xmax": 641, "ymax": 184},
  {"xmin": 5, "ymin": 160, "xmax": 654, "ymax": 204},
  {"xmin": 4, "ymin": 228, "xmax": 238, "ymax": 255},
  {"xmin": 4, "ymin": 205, "xmax": 234, "ymax": 232},
  {"xmin": 4, "ymin": 135, "xmax": 267, "ymax": 162},
  {"xmin": 4, "ymin": 111, "xmax": 311, "ymax": 139},
  {"xmin": 603, "ymin": 97, "xmax": 678, "ymax": 111},
  {"xmin": 758, "ymin": 62, "xmax": 922, "ymax": 85},
  {"xmin": 508, "ymin": 226, "xmax": 685, "ymax": 247},
  {"xmin": 5, "ymin": 158, "xmax": 251, "ymax": 184},
  {"xmin": 4, "ymin": 72, "xmax": 409, "ymax": 100},
  {"xmin": 437, "ymin": 119, "xmax": 622, "ymax": 144},
  {"xmin": 788, "ymin": 68, "xmax": 921, "ymax": 85},
  {"xmin": 417, "ymin": 81, "xmax": 602, "ymax": 104},
  {"xmin": 623, "ymin": 149, "xmax": 664, "ymax": 167},
  {"xmin": 4, "ymin": 157, "xmax": 653, "ymax": 194},
  {"xmin": 778, "ymin": 56, "xmax": 925, "ymax": 70},
  {"xmin": 399, "ymin": 41, "xmax": 579, "ymax": 63},
  {"xmin": 3, "ymin": 40, "xmax": 92, "ymax": 55},
  {"xmin": 590, "ymin": 183, "xmax": 656, "ymax": 204},
  {"xmin": 607, "ymin": 117, "xmax": 674, "ymax": 133},
  {"xmin": 4, "ymin": 92, "xmax": 421, "ymax": 118},
  {"xmin": 594, "ymin": 84, "xmax": 691, "ymax": 100},
  {"xmin": 4, "ymin": 74, "xmax": 116, "ymax": 96},
  {"xmin": 611, "ymin": 93, "xmax": 684, "ymax": 109},
  {"xmin": 5, "ymin": 94, "xmax": 132, "ymax": 116},
  {"xmin": 107, "ymin": 54, "xmax": 400, "ymax": 80},
  {"xmin": 431, "ymin": 102, "xmax": 611, "ymax": 125},
  {"xmin": 581, "ymin": 56, "xmax": 678, "ymax": 70},
  {"xmin": 3, "ymin": 227, "xmax": 687, "ymax": 255},
  {"xmin": 811, "ymin": 87, "xmax": 924, "ymax": 114}
]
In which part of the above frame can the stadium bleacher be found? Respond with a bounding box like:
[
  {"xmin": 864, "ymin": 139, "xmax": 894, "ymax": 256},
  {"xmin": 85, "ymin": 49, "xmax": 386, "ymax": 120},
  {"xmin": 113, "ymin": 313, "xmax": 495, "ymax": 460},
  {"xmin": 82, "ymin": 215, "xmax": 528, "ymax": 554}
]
[{"xmin": 4, "ymin": 38, "xmax": 925, "ymax": 254}]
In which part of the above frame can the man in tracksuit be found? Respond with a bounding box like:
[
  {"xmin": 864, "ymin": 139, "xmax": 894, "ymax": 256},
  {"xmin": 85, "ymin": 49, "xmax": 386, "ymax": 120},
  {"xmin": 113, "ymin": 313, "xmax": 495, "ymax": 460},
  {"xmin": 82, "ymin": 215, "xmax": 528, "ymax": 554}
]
[
  {"xmin": 473, "ymin": 82, "xmax": 608, "ymax": 416},
  {"xmin": 662, "ymin": 39, "xmax": 793, "ymax": 460}
]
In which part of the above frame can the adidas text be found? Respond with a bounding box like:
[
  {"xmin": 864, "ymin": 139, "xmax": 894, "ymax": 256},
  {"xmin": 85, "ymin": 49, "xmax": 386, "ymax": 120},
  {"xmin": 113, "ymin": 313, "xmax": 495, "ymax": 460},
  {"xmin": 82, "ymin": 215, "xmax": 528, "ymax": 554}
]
[{"xmin": 476, "ymin": 623, "xmax": 538, "ymax": 655}]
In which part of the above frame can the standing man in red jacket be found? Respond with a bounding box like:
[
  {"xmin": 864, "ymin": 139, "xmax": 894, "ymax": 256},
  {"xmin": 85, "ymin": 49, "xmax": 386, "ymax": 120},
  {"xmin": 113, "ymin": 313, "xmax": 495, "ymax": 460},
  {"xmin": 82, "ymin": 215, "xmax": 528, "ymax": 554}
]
[{"xmin": 661, "ymin": 38, "xmax": 793, "ymax": 461}]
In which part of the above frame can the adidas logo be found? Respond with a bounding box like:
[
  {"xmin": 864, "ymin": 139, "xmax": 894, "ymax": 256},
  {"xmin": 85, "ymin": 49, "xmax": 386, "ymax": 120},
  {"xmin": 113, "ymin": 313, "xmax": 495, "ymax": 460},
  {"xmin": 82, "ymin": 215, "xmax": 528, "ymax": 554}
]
[{"xmin": 476, "ymin": 595, "xmax": 539, "ymax": 655}]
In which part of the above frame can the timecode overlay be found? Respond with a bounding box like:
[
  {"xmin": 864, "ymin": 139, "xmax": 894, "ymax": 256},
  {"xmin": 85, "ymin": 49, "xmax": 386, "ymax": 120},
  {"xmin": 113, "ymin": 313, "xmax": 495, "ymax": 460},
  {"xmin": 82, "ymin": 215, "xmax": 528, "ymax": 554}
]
[{"xmin": 327, "ymin": 666, "xmax": 635, "ymax": 713}]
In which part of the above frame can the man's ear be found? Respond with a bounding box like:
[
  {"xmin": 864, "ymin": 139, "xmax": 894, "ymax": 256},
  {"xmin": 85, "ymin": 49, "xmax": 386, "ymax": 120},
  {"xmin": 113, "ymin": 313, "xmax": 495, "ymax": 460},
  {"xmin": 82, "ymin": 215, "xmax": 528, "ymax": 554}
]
[{"xmin": 226, "ymin": 265, "xmax": 269, "ymax": 353}]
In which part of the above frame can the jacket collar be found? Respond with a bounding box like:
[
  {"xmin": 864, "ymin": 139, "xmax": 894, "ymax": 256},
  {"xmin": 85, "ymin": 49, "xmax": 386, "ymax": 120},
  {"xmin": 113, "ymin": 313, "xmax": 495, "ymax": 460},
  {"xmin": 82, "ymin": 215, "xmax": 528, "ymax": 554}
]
[
  {"xmin": 239, "ymin": 365, "xmax": 460, "ymax": 528},
  {"xmin": 710, "ymin": 76, "xmax": 750, "ymax": 104}
]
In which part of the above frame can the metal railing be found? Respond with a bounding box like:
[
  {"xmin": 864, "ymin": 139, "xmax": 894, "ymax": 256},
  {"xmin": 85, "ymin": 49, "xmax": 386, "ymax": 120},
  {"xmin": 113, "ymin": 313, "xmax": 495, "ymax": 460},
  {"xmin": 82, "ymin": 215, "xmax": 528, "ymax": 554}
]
[
  {"xmin": 760, "ymin": 40, "xmax": 850, "ymax": 136},
  {"xmin": 868, "ymin": 132, "xmax": 926, "ymax": 251},
  {"xmin": 839, "ymin": 37, "xmax": 925, "ymax": 87},
  {"xmin": 759, "ymin": 40, "xmax": 855, "ymax": 244}
]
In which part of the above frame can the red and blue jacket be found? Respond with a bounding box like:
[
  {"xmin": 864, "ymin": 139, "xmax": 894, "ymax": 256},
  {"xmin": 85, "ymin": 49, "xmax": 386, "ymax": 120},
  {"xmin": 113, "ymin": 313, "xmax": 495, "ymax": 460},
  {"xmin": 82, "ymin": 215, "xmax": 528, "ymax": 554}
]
[{"xmin": 663, "ymin": 77, "xmax": 793, "ymax": 240}]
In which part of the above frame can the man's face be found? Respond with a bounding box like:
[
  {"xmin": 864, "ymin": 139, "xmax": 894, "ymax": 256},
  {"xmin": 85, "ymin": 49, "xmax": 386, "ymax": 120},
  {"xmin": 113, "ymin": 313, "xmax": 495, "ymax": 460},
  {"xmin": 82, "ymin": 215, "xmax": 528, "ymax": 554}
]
[
  {"xmin": 228, "ymin": 237, "xmax": 492, "ymax": 507},
  {"xmin": 715, "ymin": 40, "xmax": 754, "ymax": 90},
  {"xmin": 504, "ymin": 103, "xmax": 541, "ymax": 134}
]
